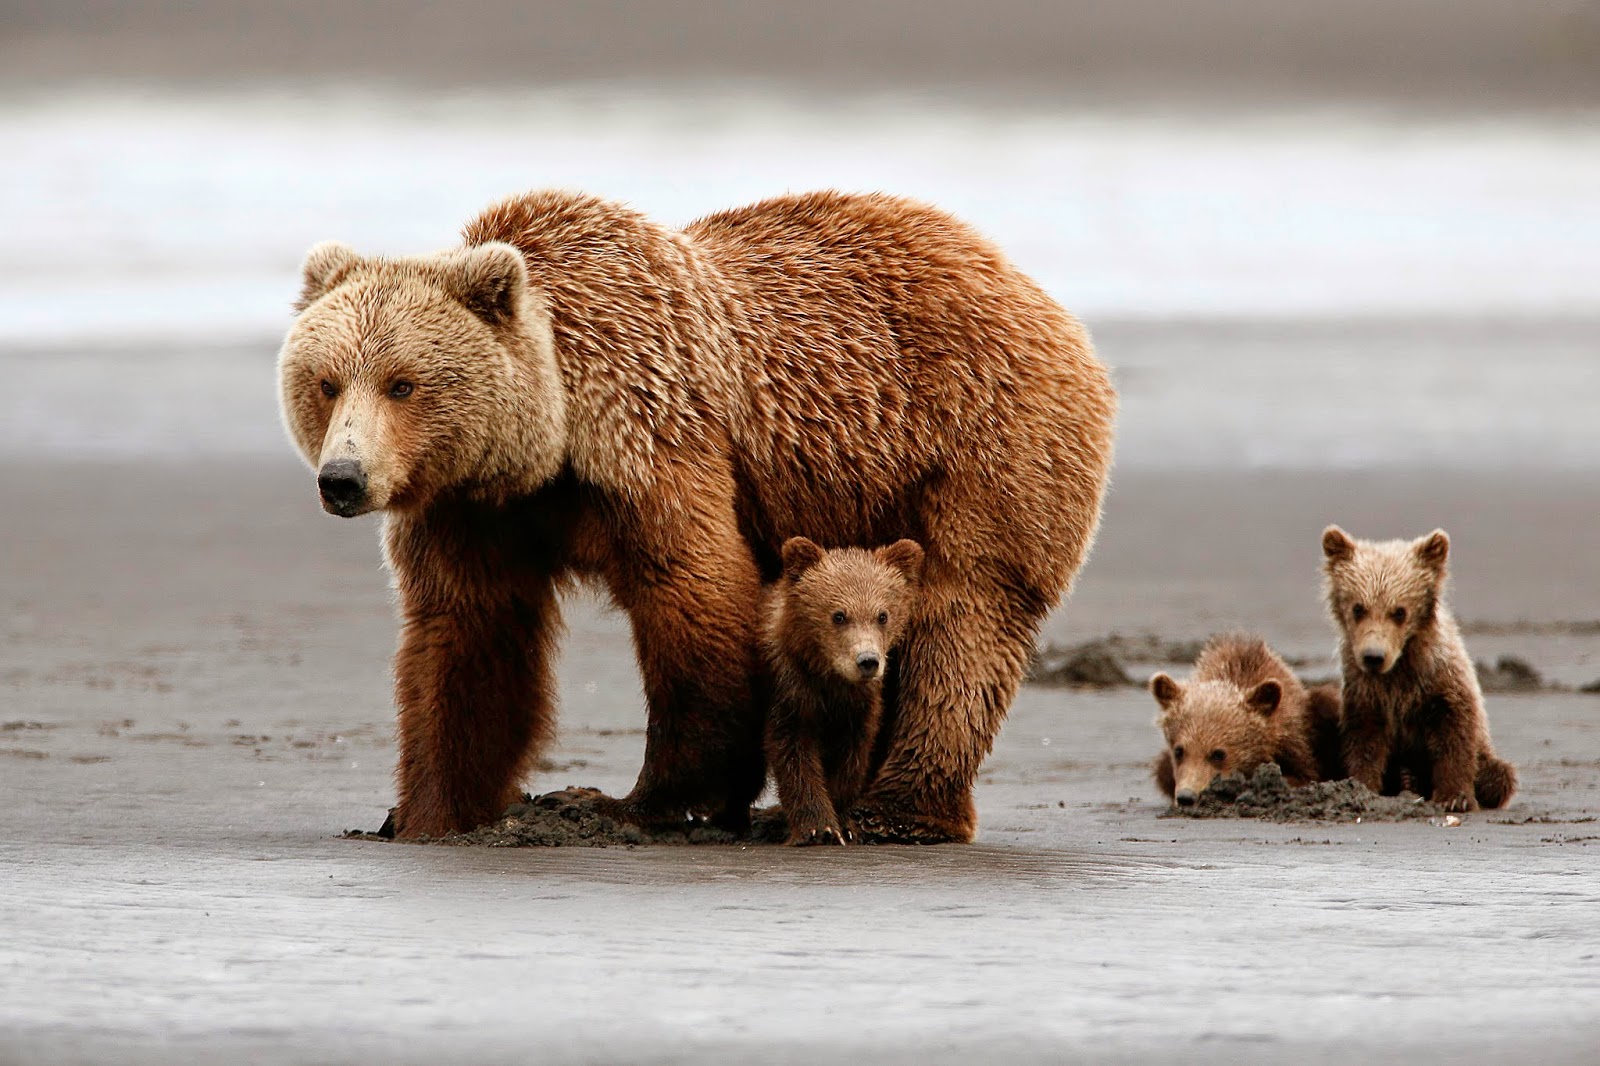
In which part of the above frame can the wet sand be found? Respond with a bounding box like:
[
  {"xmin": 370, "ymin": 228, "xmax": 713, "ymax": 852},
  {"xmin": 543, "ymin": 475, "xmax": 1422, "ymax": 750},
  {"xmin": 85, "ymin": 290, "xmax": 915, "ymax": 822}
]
[{"xmin": 5, "ymin": 457, "xmax": 1600, "ymax": 1063}]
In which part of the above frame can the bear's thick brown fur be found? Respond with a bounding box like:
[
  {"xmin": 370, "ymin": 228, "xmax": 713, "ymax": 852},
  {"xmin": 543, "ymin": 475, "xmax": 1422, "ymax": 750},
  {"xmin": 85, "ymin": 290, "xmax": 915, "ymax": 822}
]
[
  {"xmin": 763, "ymin": 537, "xmax": 923, "ymax": 846},
  {"xmin": 278, "ymin": 189, "xmax": 1117, "ymax": 841},
  {"xmin": 1148, "ymin": 635, "xmax": 1345, "ymax": 806},
  {"xmin": 1321, "ymin": 526, "xmax": 1517, "ymax": 812}
]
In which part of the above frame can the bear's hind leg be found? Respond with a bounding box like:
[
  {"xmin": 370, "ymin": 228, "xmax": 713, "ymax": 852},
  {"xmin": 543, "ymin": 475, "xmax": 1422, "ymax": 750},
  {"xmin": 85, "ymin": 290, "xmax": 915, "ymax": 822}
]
[
  {"xmin": 852, "ymin": 576, "xmax": 1038, "ymax": 844},
  {"xmin": 1475, "ymin": 753, "xmax": 1518, "ymax": 809}
]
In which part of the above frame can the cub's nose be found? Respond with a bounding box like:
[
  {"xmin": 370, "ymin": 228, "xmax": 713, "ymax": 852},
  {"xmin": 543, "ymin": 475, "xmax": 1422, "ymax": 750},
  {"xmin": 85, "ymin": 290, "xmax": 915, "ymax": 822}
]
[
  {"xmin": 1361, "ymin": 651, "xmax": 1386, "ymax": 674},
  {"xmin": 855, "ymin": 652, "xmax": 881, "ymax": 678},
  {"xmin": 317, "ymin": 459, "xmax": 369, "ymax": 517},
  {"xmin": 1174, "ymin": 789, "xmax": 1197, "ymax": 807}
]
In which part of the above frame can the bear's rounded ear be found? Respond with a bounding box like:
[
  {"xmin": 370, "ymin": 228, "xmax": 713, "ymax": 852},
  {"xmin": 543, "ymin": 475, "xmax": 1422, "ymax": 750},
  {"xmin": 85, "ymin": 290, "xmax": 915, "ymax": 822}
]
[
  {"xmin": 1321, "ymin": 525, "xmax": 1356, "ymax": 563},
  {"xmin": 1414, "ymin": 529, "xmax": 1450, "ymax": 572},
  {"xmin": 1150, "ymin": 673, "xmax": 1182, "ymax": 710},
  {"xmin": 294, "ymin": 241, "xmax": 362, "ymax": 313},
  {"xmin": 876, "ymin": 539, "xmax": 925, "ymax": 585},
  {"xmin": 1247, "ymin": 680, "xmax": 1282, "ymax": 717},
  {"xmin": 781, "ymin": 537, "xmax": 826, "ymax": 582},
  {"xmin": 445, "ymin": 242, "xmax": 529, "ymax": 327}
]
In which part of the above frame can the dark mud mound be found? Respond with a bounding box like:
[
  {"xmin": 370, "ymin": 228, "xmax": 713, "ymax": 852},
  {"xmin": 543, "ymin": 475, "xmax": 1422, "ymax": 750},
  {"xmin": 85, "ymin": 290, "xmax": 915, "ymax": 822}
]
[
  {"xmin": 349, "ymin": 788, "xmax": 790, "ymax": 847},
  {"xmin": 1163, "ymin": 763, "xmax": 1452, "ymax": 823}
]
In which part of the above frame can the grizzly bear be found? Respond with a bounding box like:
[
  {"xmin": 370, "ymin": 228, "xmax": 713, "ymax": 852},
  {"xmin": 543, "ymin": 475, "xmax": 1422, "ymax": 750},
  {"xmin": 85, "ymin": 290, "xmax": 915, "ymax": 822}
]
[
  {"xmin": 1148, "ymin": 635, "xmax": 1344, "ymax": 806},
  {"xmin": 1321, "ymin": 526, "xmax": 1516, "ymax": 812},
  {"xmin": 278, "ymin": 189, "xmax": 1116, "ymax": 841},
  {"xmin": 763, "ymin": 537, "xmax": 923, "ymax": 846}
]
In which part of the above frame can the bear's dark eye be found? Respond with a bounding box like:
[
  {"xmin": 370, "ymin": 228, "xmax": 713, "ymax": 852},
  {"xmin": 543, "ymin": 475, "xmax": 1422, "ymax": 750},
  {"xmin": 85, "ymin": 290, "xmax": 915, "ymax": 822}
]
[
  {"xmin": 832, "ymin": 611, "xmax": 846, "ymax": 625},
  {"xmin": 1172, "ymin": 745, "xmax": 1185, "ymax": 762},
  {"xmin": 1352, "ymin": 603, "xmax": 1367, "ymax": 621},
  {"xmin": 388, "ymin": 380, "xmax": 414, "ymax": 399},
  {"xmin": 877, "ymin": 611, "xmax": 889, "ymax": 626},
  {"xmin": 1209, "ymin": 749, "xmax": 1226, "ymax": 764},
  {"xmin": 1390, "ymin": 606, "xmax": 1407, "ymax": 624},
  {"xmin": 319, "ymin": 380, "xmax": 338, "ymax": 398}
]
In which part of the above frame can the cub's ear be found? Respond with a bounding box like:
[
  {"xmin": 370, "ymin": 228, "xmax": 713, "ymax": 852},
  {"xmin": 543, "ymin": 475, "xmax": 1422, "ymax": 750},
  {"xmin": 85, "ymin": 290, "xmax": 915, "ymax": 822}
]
[
  {"xmin": 444, "ymin": 242, "xmax": 529, "ymax": 327},
  {"xmin": 876, "ymin": 539, "xmax": 925, "ymax": 584},
  {"xmin": 1150, "ymin": 673, "xmax": 1182, "ymax": 710},
  {"xmin": 1321, "ymin": 525, "xmax": 1356, "ymax": 563},
  {"xmin": 1247, "ymin": 680, "xmax": 1283, "ymax": 717},
  {"xmin": 1414, "ymin": 529, "xmax": 1450, "ymax": 572},
  {"xmin": 294, "ymin": 241, "xmax": 362, "ymax": 312},
  {"xmin": 781, "ymin": 537, "xmax": 826, "ymax": 582}
]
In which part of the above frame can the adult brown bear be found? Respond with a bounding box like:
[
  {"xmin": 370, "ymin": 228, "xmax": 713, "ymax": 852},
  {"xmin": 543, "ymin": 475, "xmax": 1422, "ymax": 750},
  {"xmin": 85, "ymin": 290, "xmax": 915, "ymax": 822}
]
[{"xmin": 278, "ymin": 190, "xmax": 1116, "ymax": 842}]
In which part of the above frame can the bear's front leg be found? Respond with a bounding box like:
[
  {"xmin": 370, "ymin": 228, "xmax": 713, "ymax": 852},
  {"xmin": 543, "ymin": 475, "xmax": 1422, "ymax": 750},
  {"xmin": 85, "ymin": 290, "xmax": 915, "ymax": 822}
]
[
  {"xmin": 386, "ymin": 513, "xmax": 559, "ymax": 839},
  {"xmin": 768, "ymin": 715, "xmax": 847, "ymax": 847},
  {"xmin": 1339, "ymin": 699, "xmax": 1392, "ymax": 795},
  {"xmin": 604, "ymin": 500, "xmax": 767, "ymax": 833},
  {"xmin": 1425, "ymin": 696, "xmax": 1483, "ymax": 813}
]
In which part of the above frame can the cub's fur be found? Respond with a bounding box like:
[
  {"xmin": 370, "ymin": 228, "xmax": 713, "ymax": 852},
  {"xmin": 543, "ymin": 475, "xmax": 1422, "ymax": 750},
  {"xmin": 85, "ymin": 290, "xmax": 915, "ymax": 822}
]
[
  {"xmin": 1321, "ymin": 526, "xmax": 1516, "ymax": 811},
  {"xmin": 1149, "ymin": 635, "xmax": 1344, "ymax": 806},
  {"xmin": 764, "ymin": 537, "xmax": 923, "ymax": 845}
]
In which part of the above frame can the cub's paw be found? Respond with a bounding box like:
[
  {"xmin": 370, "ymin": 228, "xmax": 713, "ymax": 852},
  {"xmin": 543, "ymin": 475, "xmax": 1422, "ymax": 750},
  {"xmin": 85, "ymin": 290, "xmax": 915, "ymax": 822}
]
[
  {"xmin": 1434, "ymin": 791, "xmax": 1479, "ymax": 813},
  {"xmin": 786, "ymin": 817, "xmax": 847, "ymax": 847}
]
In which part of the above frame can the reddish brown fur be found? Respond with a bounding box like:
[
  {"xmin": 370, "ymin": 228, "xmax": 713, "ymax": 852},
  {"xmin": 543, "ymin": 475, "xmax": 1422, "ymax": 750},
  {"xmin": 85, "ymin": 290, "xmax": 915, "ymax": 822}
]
[
  {"xmin": 1148, "ymin": 635, "xmax": 1342, "ymax": 805},
  {"xmin": 279, "ymin": 190, "xmax": 1116, "ymax": 841},
  {"xmin": 1321, "ymin": 526, "xmax": 1517, "ymax": 812},
  {"xmin": 763, "ymin": 538, "xmax": 923, "ymax": 845}
]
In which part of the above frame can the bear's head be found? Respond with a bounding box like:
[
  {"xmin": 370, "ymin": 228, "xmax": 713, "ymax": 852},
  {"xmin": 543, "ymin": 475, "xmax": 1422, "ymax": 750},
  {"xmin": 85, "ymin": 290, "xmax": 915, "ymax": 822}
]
[
  {"xmin": 278, "ymin": 241, "xmax": 567, "ymax": 517},
  {"xmin": 775, "ymin": 537, "xmax": 924, "ymax": 685},
  {"xmin": 1321, "ymin": 525, "xmax": 1449, "ymax": 676},
  {"xmin": 1148, "ymin": 672, "xmax": 1284, "ymax": 806}
]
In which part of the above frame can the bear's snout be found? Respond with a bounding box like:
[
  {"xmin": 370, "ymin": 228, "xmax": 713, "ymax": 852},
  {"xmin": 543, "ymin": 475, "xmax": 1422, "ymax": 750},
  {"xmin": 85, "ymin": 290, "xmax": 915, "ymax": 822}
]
[
  {"xmin": 855, "ymin": 651, "xmax": 882, "ymax": 678},
  {"xmin": 1174, "ymin": 788, "xmax": 1198, "ymax": 807},
  {"xmin": 1360, "ymin": 650, "xmax": 1387, "ymax": 674},
  {"xmin": 318, "ymin": 458, "xmax": 370, "ymax": 517}
]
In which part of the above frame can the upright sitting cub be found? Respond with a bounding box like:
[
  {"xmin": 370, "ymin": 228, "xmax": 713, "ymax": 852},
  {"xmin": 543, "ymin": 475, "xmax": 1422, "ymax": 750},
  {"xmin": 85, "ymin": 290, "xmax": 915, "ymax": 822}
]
[
  {"xmin": 1149, "ymin": 634, "xmax": 1344, "ymax": 806},
  {"xmin": 1321, "ymin": 526, "xmax": 1517, "ymax": 812},
  {"xmin": 764, "ymin": 537, "xmax": 924, "ymax": 845}
]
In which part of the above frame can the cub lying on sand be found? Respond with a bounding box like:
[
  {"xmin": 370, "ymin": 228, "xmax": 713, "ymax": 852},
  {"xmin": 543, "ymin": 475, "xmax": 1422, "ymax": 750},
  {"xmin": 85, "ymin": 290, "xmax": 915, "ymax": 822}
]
[
  {"xmin": 1149, "ymin": 635, "xmax": 1343, "ymax": 807},
  {"xmin": 764, "ymin": 537, "xmax": 924, "ymax": 845},
  {"xmin": 1321, "ymin": 526, "xmax": 1516, "ymax": 812}
]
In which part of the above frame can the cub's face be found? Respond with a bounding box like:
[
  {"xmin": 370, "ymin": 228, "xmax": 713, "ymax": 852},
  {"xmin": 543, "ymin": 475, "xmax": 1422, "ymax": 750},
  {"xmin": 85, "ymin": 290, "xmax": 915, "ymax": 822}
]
[
  {"xmin": 278, "ymin": 241, "xmax": 566, "ymax": 517},
  {"xmin": 778, "ymin": 538, "xmax": 925, "ymax": 685},
  {"xmin": 1149, "ymin": 674, "xmax": 1282, "ymax": 806},
  {"xmin": 1321, "ymin": 526, "xmax": 1449, "ymax": 675}
]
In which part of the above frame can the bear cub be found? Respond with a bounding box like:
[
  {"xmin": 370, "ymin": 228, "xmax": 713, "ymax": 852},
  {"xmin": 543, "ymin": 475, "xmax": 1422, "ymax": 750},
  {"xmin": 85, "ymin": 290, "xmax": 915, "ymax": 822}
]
[
  {"xmin": 1321, "ymin": 526, "xmax": 1516, "ymax": 811},
  {"xmin": 764, "ymin": 536, "xmax": 924, "ymax": 845},
  {"xmin": 1149, "ymin": 634, "xmax": 1344, "ymax": 806}
]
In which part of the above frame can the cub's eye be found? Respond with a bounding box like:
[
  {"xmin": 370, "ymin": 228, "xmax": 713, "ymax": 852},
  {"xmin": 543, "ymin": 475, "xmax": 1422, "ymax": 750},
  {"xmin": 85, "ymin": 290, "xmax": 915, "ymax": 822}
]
[
  {"xmin": 832, "ymin": 611, "xmax": 846, "ymax": 625},
  {"xmin": 388, "ymin": 380, "xmax": 414, "ymax": 399},
  {"xmin": 877, "ymin": 612, "xmax": 889, "ymax": 626},
  {"xmin": 319, "ymin": 380, "xmax": 338, "ymax": 398},
  {"xmin": 1390, "ymin": 607, "xmax": 1407, "ymax": 624},
  {"xmin": 1209, "ymin": 749, "xmax": 1226, "ymax": 765},
  {"xmin": 1351, "ymin": 603, "xmax": 1367, "ymax": 621},
  {"xmin": 1172, "ymin": 746, "xmax": 1185, "ymax": 762}
]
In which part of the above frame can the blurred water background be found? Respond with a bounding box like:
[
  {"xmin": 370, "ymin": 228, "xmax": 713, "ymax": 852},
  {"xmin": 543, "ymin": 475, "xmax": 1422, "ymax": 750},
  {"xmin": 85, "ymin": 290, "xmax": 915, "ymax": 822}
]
[{"xmin": 2, "ymin": 1, "xmax": 1597, "ymax": 467}]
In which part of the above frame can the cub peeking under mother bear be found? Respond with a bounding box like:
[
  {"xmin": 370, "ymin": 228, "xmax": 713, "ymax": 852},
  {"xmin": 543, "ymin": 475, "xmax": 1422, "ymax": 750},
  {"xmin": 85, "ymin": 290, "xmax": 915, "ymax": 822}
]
[{"xmin": 278, "ymin": 189, "xmax": 1117, "ymax": 842}]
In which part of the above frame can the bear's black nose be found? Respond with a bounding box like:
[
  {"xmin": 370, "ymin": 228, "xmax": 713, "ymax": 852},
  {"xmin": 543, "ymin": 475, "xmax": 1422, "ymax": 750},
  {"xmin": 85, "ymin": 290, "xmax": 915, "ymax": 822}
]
[
  {"xmin": 855, "ymin": 652, "xmax": 881, "ymax": 678},
  {"xmin": 1361, "ymin": 652, "xmax": 1386, "ymax": 673},
  {"xmin": 1174, "ymin": 789, "xmax": 1197, "ymax": 807},
  {"xmin": 318, "ymin": 459, "xmax": 369, "ymax": 517}
]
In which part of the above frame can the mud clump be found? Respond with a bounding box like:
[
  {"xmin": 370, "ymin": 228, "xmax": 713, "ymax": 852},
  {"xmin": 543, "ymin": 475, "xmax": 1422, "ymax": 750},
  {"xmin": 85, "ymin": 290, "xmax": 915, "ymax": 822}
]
[
  {"xmin": 1029, "ymin": 633, "xmax": 1317, "ymax": 688},
  {"xmin": 1475, "ymin": 655, "xmax": 1544, "ymax": 694},
  {"xmin": 348, "ymin": 788, "xmax": 791, "ymax": 847},
  {"xmin": 1163, "ymin": 763, "xmax": 1452, "ymax": 823}
]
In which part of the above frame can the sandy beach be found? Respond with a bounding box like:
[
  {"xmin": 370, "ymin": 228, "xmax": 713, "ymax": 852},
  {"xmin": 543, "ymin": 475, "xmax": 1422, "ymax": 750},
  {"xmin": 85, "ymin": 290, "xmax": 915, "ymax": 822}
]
[
  {"xmin": 5, "ymin": 385, "xmax": 1600, "ymax": 1061},
  {"xmin": 3, "ymin": 16, "xmax": 1600, "ymax": 1055}
]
